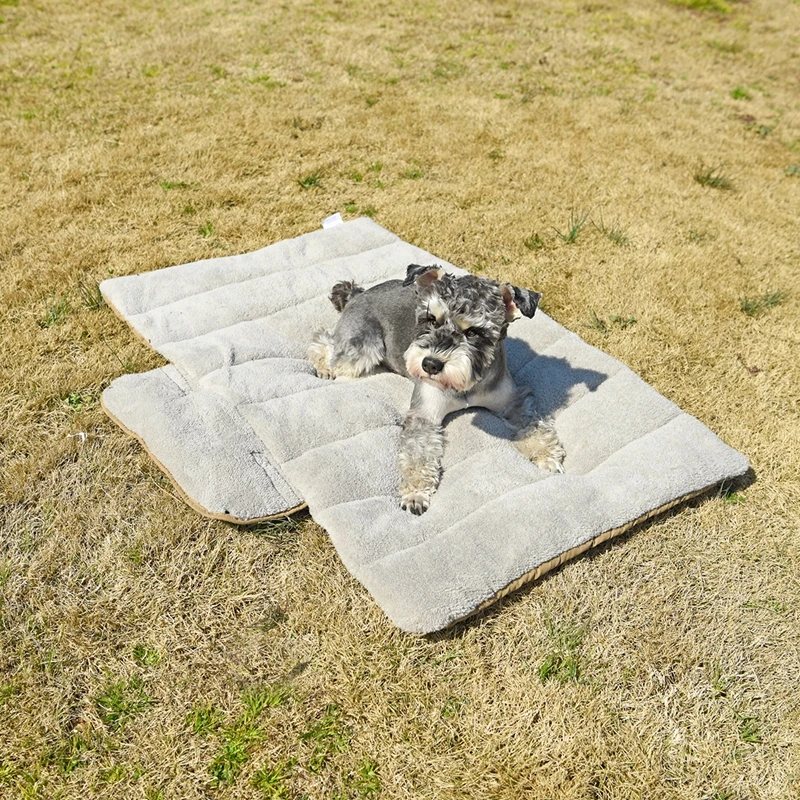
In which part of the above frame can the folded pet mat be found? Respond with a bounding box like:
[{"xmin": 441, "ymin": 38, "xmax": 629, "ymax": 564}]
[{"xmin": 100, "ymin": 218, "xmax": 750, "ymax": 634}]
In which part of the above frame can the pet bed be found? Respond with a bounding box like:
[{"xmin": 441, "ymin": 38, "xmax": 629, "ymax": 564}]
[{"xmin": 100, "ymin": 217, "xmax": 749, "ymax": 633}]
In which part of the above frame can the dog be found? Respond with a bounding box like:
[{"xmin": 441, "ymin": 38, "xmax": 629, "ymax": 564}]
[{"xmin": 308, "ymin": 264, "xmax": 565, "ymax": 514}]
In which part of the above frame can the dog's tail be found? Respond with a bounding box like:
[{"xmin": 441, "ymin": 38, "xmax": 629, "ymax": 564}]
[{"xmin": 329, "ymin": 280, "xmax": 364, "ymax": 313}]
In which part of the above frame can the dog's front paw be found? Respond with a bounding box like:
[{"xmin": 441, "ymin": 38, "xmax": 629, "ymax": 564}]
[
  {"xmin": 400, "ymin": 491, "xmax": 431, "ymax": 515},
  {"xmin": 514, "ymin": 420, "xmax": 566, "ymax": 473}
]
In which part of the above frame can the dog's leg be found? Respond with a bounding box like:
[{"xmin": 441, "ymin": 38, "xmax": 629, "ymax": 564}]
[
  {"xmin": 398, "ymin": 381, "xmax": 466, "ymax": 514},
  {"xmin": 330, "ymin": 331, "xmax": 385, "ymax": 379},
  {"xmin": 308, "ymin": 330, "xmax": 335, "ymax": 379},
  {"xmin": 398, "ymin": 413, "xmax": 445, "ymax": 515},
  {"xmin": 485, "ymin": 381, "xmax": 566, "ymax": 474},
  {"xmin": 513, "ymin": 418, "xmax": 566, "ymax": 473}
]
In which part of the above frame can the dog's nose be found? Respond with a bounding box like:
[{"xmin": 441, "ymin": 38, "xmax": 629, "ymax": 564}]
[{"xmin": 422, "ymin": 356, "xmax": 444, "ymax": 375}]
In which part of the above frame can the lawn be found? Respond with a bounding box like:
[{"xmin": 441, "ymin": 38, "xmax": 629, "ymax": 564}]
[{"xmin": 1, "ymin": 0, "xmax": 799, "ymax": 798}]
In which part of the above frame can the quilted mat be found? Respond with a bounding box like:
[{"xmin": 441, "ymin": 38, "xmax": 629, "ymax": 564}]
[{"xmin": 100, "ymin": 217, "xmax": 750, "ymax": 633}]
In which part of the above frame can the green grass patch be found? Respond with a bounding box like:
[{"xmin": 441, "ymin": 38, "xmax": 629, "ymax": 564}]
[
  {"xmin": 159, "ymin": 179, "xmax": 195, "ymax": 190},
  {"xmin": 588, "ymin": 311, "xmax": 637, "ymax": 334},
  {"xmin": 737, "ymin": 713, "xmax": 763, "ymax": 744},
  {"xmin": 132, "ymin": 644, "xmax": 161, "ymax": 667},
  {"xmin": 350, "ymin": 758, "xmax": 381, "ymax": 797},
  {"xmin": 784, "ymin": 164, "xmax": 800, "ymax": 177},
  {"xmin": 687, "ymin": 228, "xmax": 717, "ymax": 244},
  {"xmin": 723, "ymin": 491, "xmax": 745, "ymax": 505},
  {"xmin": 198, "ymin": 221, "xmax": 215, "ymax": 237},
  {"xmin": 39, "ymin": 293, "xmax": 71, "ymax": 328},
  {"xmin": 0, "ymin": 761, "xmax": 17, "ymax": 787},
  {"xmin": 241, "ymin": 685, "xmax": 292, "ymax": 724},
  {"xmin": 743, "ymin": 597, "xmax": 786, "ymax": 613},
  {"xmin": 593, "ymin": 214, "xmax": 630, "ymax": 246},
  {"xmin": 252, "ymin": 759, "xmax": 295, "ymax": 798},
  {"xmin": 95, "ymin": 675, "xmax": 153, "ymax": 731},
  {"xmin": 731, "ymin": 86, "xmax": 751, "ymax": 100},
  {"xmin": 63, "ymin": 389, "xmax": 99, "ymax": 412},
  {"xmin": 251, "ymin": 75, "xmax": 281, "ymax": 88},
  {"xmin": 100, "ymin": 763, "xmax": 130, "ymax": 784},
  {"xmin": 301, "ymin": 703, "xmax": 350, "ymax": 773},
  {"xmin": 668, "ymin": 0, "xmax": 732, "ymax": 12},
  {"xmin": 45, "ymin": 733, "xmax": 93, "ymax": 774},
  {"xmin": 187, "ymin": 703, "xmax": 225, "ymax": 736},
  {"xmin": 0, "ymin": 683, "xmax": 19, "ymax": 706},
  {"xmin": 709, "ymin": 663, "xmax": 731, "ymax": 698},
  {"xmin": 523, "ymin": 232, "xmax": 544, "ymax": 251},
  {"xmin": 210, "ymin": 733, "xmax": 262, "ymax": 786},
  {"xmin": 77, "ymin": 280, "xmax": 105, "ymax": 310},
  {"xmin": 740, "ymin": 290, "xmax": 787, "ymax": 317},
  {"xmin": 440, "ymin": 696, "xmax": 464, "ymax": 718},
  {"xmin": 537, "ymin": 617, "xmax": 587, "ymax": 683},
  {"xmin": 297, "ymin": 171, "xmax": 324, "ymax": 190},
  {"xmin": 553, "ymin": 210, "xmax": 590, "ymax": 244},
  {"xmin": 207, "ymin": 685, "xmax": 292, "ymax": 787},
  {"xmin": 694, "ymin": 164, "xmax": 734, "ymax": 190}
]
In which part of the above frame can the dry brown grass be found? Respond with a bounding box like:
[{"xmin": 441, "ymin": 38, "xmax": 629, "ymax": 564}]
[{"xmin": 1, "ymin": 0, "xmax": 799, "ymax": 797}]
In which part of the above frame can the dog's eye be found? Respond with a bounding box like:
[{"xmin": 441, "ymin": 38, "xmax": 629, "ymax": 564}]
[
  {"xmin": 464, "ymin": 327, "xmax": 482, "ymax": 339},
  {"xmin": 425, "ymin": 315, "xmax": 439, "ymax": 327}
]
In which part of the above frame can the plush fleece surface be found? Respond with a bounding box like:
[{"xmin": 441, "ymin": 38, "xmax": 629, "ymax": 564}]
[{"xmin": 100, "ymin": 218, "xmax": 750, "ymax": 633}]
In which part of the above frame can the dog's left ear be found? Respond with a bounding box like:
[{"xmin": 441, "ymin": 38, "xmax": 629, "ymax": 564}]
[
  {"xmin": 501, "ymin": 284, "xmax": 541, "ymax": 322},
  {"xmin": 403, "ymin": 264, "xmax": 445, "ymax": 288}
]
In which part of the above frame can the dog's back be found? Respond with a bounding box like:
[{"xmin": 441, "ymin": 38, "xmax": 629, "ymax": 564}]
[{"xmin": 332, "ymin": 279, "xmax": 418, "ymax": 376}]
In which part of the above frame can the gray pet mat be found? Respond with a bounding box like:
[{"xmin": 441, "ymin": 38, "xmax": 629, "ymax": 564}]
[{"xmin": 101, "ymin": 218, "xmax": 749, "ymax": 633}]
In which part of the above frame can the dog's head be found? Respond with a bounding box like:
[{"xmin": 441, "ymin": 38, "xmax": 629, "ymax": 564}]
[{"xmin": 402, "ymin": 264, "xmax": 541, "ymax": 392}]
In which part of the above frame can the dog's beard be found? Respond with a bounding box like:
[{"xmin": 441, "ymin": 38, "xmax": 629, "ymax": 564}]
[{"xmin": 404, "ymin": 342, "xmax": 479, "ymax": 392}]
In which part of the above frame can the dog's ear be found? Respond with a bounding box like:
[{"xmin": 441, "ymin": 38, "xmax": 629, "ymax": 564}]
[
  {"xmin": 403, "ymin": 264, "xmax": 445, "ymax": 288},
  {"xmin": 501, "ymin": 284, "xmax": 541, "ymax": 322}
]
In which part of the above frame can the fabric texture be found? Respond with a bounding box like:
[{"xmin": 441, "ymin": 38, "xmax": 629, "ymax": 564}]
[{"xmin": 100, "ymin": 218, "xmax": 750, "ymax": 633}]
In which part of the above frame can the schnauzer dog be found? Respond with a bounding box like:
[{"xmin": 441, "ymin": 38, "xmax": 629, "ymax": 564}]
[{"xmin": 308, "ymin": 264, "xmax": 565, "ymax": 514}]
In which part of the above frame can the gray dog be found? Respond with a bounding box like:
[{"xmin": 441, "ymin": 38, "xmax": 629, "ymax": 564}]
[{"xmin": 308, "ymin": 264, "xmax": 565, "ymax": 514}]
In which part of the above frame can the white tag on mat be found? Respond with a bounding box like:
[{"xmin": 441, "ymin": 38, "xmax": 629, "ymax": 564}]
[{"xmin": 321, "ymin": 212, "xmax": 344, "ymax": 229}]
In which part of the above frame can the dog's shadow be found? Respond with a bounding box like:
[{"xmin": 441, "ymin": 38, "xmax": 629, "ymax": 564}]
[{"xmin": 464, "ymin": 337, "xmax": 609, "ymax": 440}]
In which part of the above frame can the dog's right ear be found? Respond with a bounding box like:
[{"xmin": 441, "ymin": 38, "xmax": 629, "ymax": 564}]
[{"xmin": 403, "ymin": 264, "xmax": 445, "ymax": 288}]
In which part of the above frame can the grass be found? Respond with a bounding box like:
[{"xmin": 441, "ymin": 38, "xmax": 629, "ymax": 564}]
[
  {"xmin": 205, "ymin": 685, "xmax": 292, "ymax": 787},
  {"xmin": 351, "ymin": 758, "xmax": 381, "ymax": 797},
  {"xmin": 94, "ymin": 675, "xmax": 153, "ymax": 731},
  {"xmin": 301, "ymin": 703, "xmax": 350, "ymax": 773},
  {"xmin": 132, "ymin": 644, "xmax": 161, "ymax": 667},
  {"xmin": 593, "ymin": 214, "xmax": 630, "ymax": 246},
  {"xmin": 667, "ymin": 0, "xmax": 732, "ymax": 11},
  {"xmin": 1, "ymin": 0, "xmax": 799, "ymax": 798},
  {"xmin": 740, "ymin": 290, "xmax": 787, "ymax": 317},
  {"xmin": 77, "ymin": 280, "xmax": 105, "ymax": 310},
  {"xmin": 297, "ymin": 171, "xmax": 324, "ymax": 190},
  {"xmin": 588, "ymin": 311, "xmax": 637, "ymax": 334},
  {"xmin": 523, "ymin": 232, "xmax": 545, "ymax": 251},
  {"xmin": 39, "ymin": 293, "xmax": 71, "ymax": 328},
  {"xmin": 252, "ymin": 760, "xmax": 294, "ymax": 798},
  {"xmin": 694, "ymin": 164, "xmax": 735, "ymax": 190},
  {"xmin": 553, "ymin": 209, "xmax": 590, "ymax": 244},
  {"xmin": 187, "ymin": 703, "xmax": 225, "ymax": 736},
  {"xmin": 537, "ymin": 617, "xmax": 587, "ymax": 683}
]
